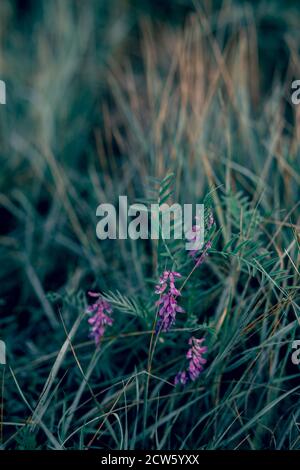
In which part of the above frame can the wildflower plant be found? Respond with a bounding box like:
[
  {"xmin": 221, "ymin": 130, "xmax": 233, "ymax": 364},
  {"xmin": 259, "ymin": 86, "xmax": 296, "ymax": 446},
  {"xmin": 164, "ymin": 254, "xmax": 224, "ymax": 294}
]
[
  {"xmin": 86, "ymin": 291, "xmax": 113, "ymax": 346},
  {"xmin": 175, "ymin": 337, "xmax": 208, "ymax": 385},
  {"xmin": 154, "ymin": 271, "xmax": 185, "ymax": 333}
]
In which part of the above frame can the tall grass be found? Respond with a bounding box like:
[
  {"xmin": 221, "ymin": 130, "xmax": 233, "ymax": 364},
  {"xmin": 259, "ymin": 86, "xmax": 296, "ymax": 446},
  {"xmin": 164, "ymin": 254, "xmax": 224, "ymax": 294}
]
[{"xmin": 0, "ymin": 0, "xmax": 300, "ymax": 450}]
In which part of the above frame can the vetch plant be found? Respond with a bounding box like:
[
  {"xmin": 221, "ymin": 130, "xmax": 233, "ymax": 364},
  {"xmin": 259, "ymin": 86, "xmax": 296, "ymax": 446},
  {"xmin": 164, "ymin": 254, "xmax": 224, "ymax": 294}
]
[
  {"xmin": 86, "ymin": 291, "xmax": 114, "ymax": 346},
  {"xmin": 154, "ymin": 271, "xmax": 185, "ymax": 333},
  {"xmin": 175, "ymin": 337, "xmax": 207, "ymax": 385}
]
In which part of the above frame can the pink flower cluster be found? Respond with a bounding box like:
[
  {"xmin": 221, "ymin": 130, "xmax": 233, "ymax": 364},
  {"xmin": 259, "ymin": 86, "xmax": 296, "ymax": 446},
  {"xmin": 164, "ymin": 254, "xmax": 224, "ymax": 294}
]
[
  {"xmin": 175, "ymin": 337, "xmax": 207, "ymax": 385},
  {"xmin": 155, "ymin": 271, "xmax": 185, "ymax": 333},
  {"xmin": 86, "ymin": 291, "xmax": 113, "ymax": 346}
]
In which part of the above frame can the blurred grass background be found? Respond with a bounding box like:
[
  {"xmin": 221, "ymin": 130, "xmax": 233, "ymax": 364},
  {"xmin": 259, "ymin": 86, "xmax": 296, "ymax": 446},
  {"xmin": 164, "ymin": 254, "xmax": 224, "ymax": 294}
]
[{"xmin": 0, "ymin": 0, "xmax": 300, "ymax": 450}]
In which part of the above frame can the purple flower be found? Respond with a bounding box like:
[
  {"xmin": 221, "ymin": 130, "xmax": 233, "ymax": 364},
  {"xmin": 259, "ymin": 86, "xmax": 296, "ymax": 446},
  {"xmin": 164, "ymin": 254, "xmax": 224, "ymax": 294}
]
[
  {"xmin": 155, "ymin": 271, "xmax": 184, "ymax": 333},
  {"xmin": 187, "ymin": 337, "xmax": 207, "ymax": 381},
  {"xmin": 155, "ymin": 271, "xmax": 181, "ymax": 296},
  {"xmin": 156, "ymin": 292, "xmax": 185, "ymax": 333},
  {"xmin": 86, "ymin": 291, "xmax": 113, "ymax": 346},
  {"xmin": 174, "ymin": 336, "xmax": 207, "ymax": 385},
  {"xmin": 174, "ymin": 371, "xmax": 188, "ymax": 385}
]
